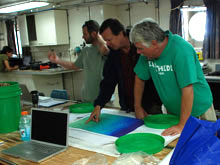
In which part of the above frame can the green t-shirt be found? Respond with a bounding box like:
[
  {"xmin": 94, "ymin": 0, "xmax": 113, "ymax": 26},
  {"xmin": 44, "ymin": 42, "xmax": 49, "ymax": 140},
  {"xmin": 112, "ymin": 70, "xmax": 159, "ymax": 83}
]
[
  {"xmin": 134, "ymin": 31, "xmax": 212, "ymax": 117},
  {"xmin": 74, "ymin": 45, "xmax": 106, "ymax": 102},
  {"xmin": 0, "ymin": 54, "xmax": 8, "ymax": 71}
]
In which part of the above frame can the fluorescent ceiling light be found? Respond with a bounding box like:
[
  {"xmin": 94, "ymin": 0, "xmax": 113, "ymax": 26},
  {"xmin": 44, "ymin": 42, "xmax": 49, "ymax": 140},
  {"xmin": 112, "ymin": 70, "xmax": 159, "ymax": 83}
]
[{"xmin": 0, "ymin": 1, "xmax": 49, "ymax": 13}]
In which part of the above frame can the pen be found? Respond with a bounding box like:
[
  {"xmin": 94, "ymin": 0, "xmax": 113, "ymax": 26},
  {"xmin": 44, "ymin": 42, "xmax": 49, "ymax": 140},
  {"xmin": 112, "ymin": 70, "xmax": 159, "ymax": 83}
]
[{"xmin": 0, "ymin": 157, "xmax": 17, "ymax": 165}]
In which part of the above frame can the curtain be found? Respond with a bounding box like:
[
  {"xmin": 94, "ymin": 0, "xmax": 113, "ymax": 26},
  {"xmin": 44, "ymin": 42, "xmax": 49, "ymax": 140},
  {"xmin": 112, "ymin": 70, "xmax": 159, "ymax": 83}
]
[
  {"xmin": 203, "ymin": 0, "xmax": 220, "ymax": 59},
  {"xmin": 169, "ymin": 0, "xmax": 184, "ymax": 36},
  {"xmin": 5, "ymin": 20, "xmax": 16, "ymax": 53}
]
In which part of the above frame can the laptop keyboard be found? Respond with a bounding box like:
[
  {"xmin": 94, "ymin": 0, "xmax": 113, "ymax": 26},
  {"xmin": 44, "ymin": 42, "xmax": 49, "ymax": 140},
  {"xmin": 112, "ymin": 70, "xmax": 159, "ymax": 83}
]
[{"xmin": 27, "ymin": 142, "xmax": 63, "ymax": 154}]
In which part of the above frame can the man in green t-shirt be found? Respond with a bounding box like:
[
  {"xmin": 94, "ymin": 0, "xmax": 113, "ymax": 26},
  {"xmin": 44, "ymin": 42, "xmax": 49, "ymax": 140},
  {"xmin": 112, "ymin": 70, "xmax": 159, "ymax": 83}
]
[
  {"xmin": 48, "ymin": 20, "xmax": 109, "ymax": 102},
  {"xmin": 130, "ymin": 18, "xmax": 217, "ymax": 136}
]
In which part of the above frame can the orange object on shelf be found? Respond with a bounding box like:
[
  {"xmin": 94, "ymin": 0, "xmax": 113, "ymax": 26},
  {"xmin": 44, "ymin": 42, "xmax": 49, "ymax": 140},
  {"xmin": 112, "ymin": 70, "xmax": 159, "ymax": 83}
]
[{"xmin": 40, "ymin": 65, "xmax": 50, "ymax": 70}]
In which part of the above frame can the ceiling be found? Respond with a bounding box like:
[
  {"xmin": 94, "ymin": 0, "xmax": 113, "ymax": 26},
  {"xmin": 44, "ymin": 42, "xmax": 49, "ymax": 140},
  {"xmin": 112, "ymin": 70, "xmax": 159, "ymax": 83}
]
[
  {"xmin": 51, "ymin": 0, "xmax": 146, "ymax": 9},
  {"xmin": 0, "ymin": 0, "xmax": 148, "ymax": 20},
  {"xmin": 0, "ymin": 0, "xmax": 146, "ymax": 6}
]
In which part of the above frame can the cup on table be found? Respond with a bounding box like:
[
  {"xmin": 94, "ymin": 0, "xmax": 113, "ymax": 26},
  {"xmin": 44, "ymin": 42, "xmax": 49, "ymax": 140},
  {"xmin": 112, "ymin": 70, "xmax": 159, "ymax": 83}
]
[{"xmin": 30, "ymin": 90, "xmax": 39, "ymax": 108}]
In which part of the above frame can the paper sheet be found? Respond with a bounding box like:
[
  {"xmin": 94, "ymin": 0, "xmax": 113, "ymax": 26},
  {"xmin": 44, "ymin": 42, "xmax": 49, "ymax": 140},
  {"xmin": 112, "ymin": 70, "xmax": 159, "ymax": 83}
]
[
  {"xmin": 69, "ymin": 113, "xmax": 144, "ymax": 137},
  {"xmin": 39, "ymin": 98, "xmax": 68, "ymax": 107},
  {"xmin": 68, "ymin": 108, "xmax": 179, "ymax": 157}
]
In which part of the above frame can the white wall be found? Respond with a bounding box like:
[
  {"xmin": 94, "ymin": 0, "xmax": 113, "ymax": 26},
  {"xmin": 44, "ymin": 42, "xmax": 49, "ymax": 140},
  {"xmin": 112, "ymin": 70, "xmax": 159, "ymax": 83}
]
[
  {"xmin": 159, "ymin": 0, "xmax": 170, "ymax": 30},
  {"xmin": 29, "ymin": 0, "xmax": 171, "ymax": 62},
  {"xmin": 67, "ymin": 0, "xmax": 171, "ymax": 49},
  {"xmin": 116, "ymin": 2, "xmax": 156, "ymax": 27},
  {"xmin": 115, "ymin": 0, "xmax": 170, "ymax": 30},
  {"xmin": 103, "ymin": 5, "xmax": 118, "ymax": 20},
  {"xmin": 90, "ymin": 5, "xmax": 105, "ymax": 24},
  {"xmin": 184, "ymin": 0, "xmax": 204, "ymax": 6},
  {"xmin": 68, "ymin": 7, "xmax": 89, "ymax": 49},
  {"xmin": 68, "ymin": 4, "xmax": 118, "ymax": 50}
]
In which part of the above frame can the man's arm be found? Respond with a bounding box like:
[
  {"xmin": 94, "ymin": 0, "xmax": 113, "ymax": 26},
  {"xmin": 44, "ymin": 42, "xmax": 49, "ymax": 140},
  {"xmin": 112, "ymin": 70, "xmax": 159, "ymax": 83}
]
[
  {"xmin": 86, "ymin": 52, "xmax": 118, "ymax": 123},
  {"xmin": 48, "ymin": 51, "xmax": 79, "ymax": 70},
  {"xmin": 55, "ymin": 59, "xmax": 79, "ymax": 70},
  {"xmin": 162, "ymin": 84, "xmax": 193, "ymax": 136},
  {"xmin": 97, "ymin": 34, "xmax": 109, "ymax": 55},
  {"xmin": 134, "ymin": 75, "xmax": 148, "ymax": 119}
]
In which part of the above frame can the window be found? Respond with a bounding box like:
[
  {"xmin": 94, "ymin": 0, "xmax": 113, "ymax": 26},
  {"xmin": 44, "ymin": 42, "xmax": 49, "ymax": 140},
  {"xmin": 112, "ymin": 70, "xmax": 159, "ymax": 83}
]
[
  {"xmin": 181, "ymin": 7, "xmax": 206, "ymax": 51},
  {"xmin": 188, "ymin": 12, "xmax": 206, "ymax": 41}
]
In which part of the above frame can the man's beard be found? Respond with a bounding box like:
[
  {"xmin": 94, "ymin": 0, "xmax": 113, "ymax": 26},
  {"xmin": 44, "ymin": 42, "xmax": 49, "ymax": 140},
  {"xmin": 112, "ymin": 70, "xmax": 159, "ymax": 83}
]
[{"xmin": 85, "ymin": 35, "xmax": 94, "ymax": 44}]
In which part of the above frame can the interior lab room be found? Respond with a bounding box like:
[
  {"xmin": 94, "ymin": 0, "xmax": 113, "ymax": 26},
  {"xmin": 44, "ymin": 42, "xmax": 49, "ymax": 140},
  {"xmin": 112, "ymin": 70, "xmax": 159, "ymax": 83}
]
[{"xmin": 0, "ymin": 0, "xmax": 220, "ymax": 164}]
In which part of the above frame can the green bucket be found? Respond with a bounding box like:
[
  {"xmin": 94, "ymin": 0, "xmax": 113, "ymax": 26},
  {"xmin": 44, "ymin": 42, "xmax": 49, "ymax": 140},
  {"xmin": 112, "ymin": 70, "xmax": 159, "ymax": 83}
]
[{"xmin": 0, "ymin": 81, "xmax": 21, "ymax": 133}]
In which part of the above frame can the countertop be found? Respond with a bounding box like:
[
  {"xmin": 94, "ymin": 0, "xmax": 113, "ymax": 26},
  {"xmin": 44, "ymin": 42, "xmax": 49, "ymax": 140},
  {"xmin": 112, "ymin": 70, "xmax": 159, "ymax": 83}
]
[
  {"xmin": 205, "ymin": 75, "xmax": 220, "ymax": 83},
  {"xmin": 0, "ymin": 68, "xmax": 82, "ymax": 76},
  {"xmin": 0, "ymin": 131, "xmax": 178, "ymax": 165}
]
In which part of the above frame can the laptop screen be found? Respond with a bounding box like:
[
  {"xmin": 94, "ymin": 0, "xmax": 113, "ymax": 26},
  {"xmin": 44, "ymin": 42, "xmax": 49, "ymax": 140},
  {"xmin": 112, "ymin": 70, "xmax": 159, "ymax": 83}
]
[
  {"xmin": 22, "ymin": 56, "xmax": 32, "ymax": 66},
  {"xmin": 20, "ymin": 84, "xmax": 32, "ymax": 103},
  {"xmin": 31, "ymin": 109, "xmax": 68, "ymax": 146}
]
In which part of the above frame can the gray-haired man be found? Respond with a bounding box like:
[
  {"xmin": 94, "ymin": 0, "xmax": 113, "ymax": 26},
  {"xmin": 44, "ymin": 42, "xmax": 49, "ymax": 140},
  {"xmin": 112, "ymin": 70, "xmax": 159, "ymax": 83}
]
[{"xmin": 131, "ymin": 18, "xmax": 216, "ymax": 136}]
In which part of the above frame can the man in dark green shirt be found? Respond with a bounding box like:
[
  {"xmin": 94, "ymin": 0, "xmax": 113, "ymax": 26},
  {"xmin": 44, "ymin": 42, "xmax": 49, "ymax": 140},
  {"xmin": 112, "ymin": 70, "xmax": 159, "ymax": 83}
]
[{"xmin": 131, "ymin": 18, "xmax": 216, "ymax": 136}]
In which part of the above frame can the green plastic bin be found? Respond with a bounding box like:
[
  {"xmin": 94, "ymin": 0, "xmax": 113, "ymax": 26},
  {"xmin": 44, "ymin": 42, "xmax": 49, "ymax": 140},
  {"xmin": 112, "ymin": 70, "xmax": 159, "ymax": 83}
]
[{"xmin": 0, "ymin": 81, "xmax": 21, "ymax": 133}]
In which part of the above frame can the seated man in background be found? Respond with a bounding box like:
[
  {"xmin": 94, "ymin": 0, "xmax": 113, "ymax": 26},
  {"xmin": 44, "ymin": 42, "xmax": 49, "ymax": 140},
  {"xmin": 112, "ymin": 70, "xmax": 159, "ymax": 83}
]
[
  {"xmin": 0, "ymin": 46, "xmax": 19, "ymax": 72},
  {"xmin": 130, "ymin": 18, "xmax": 217, "ymax": 136},
  {"xmin": 86, "ymin": 18, "xmax": 162, "ymax": 123},
  {"xmin": 48, "ymin": 20, "xmax": 109, "ymax": 102}
]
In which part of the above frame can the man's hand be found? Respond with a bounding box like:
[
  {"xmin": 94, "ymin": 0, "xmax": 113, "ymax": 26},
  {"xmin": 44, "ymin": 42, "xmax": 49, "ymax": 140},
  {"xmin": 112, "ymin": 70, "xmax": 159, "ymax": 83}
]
[
  {"xmin": 13, "ymin": 65, "xmax": 19, "ymax": 70},
  {"xmin": 48, "ymin": 51, "xmax": 59, "ymax": 63},
  {"xmin": 135, "ymin": 106, "xmax": 148, "ymax": 119},
  {"xmin": 161, "ymin": 84, "xmax": 194, "ymax": 136},
  {"xmin": 161, "ymin": 124, "xmax": 184, "ymax": 136},
  {"xmin": 86, "ymin": 105, "xmax": 101, "ymax": 123},
  {"xmin": 97, "ymin": 33, "xmax": 106, "ymax": 45}
]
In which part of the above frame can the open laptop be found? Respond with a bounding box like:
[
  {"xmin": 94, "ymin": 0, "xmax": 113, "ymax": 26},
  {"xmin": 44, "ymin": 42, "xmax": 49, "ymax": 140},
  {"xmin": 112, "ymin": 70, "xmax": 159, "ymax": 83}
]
[
  {"xmin": 20, "ymin": 84, "xmax": 68, "ymax": 107},
  {"xmin": 19, "ymin": 56, "xmax": 32, "ymax": 70},
  {"xmin": 2, "ymin": 108, "xmax": 69, "ymax": 163}
]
